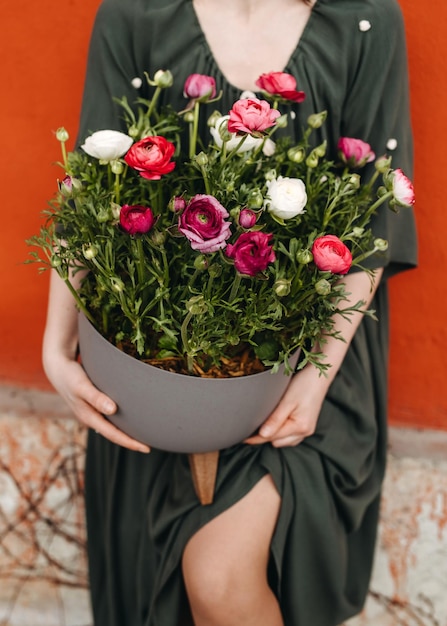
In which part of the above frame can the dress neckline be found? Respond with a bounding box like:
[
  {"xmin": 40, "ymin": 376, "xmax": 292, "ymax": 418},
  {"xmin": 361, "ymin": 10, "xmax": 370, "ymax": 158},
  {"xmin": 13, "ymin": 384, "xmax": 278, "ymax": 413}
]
[{"xmin": 188, "ymin": 0, "xmax": 320, "ymax": 94}]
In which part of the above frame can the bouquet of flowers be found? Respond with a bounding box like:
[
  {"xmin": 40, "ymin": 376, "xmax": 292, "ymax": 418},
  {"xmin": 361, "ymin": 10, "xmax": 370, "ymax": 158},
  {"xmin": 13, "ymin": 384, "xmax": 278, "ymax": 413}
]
[{"xmin": 28, "ymin": 70, "xmax": 414, "ymax": 379}]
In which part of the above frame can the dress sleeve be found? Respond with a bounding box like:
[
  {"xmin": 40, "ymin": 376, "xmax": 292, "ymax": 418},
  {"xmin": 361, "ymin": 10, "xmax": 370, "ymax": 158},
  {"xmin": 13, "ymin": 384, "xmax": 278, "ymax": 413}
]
[
  {"xmin": 75, "ymin": 0, "xmax": 141, "ymax": 144},
  {"xmin": 340, "ymin": 0, "xmax": 417, "ymax": 279}
]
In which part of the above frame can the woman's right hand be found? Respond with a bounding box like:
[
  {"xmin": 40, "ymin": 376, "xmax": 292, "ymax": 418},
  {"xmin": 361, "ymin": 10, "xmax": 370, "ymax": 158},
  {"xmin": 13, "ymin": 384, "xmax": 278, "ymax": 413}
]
[{"xmin": 43, "ymin": 269, "xmax": 150, "ymax": 453}]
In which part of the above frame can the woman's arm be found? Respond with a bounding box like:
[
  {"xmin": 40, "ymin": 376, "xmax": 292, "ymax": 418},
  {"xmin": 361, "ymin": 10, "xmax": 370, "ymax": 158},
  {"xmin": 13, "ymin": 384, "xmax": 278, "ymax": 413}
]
[
  {"xmin": 245, "ymin": 268, "xmax": 383, "ymax": 447},
  {"xmin": 43, "ymin": 270, "xmax": 151, "ymax": 453}
]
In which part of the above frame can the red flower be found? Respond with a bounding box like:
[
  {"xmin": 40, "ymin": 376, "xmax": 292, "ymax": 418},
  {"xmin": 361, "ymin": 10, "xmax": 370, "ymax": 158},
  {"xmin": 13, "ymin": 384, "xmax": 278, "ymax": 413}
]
[
  {"xmin": 226, "ymin": 231, "xmax": 276, "ymax": 276},
  {"xmin": 183, "ymin": 74, "xmax": 217, "ymax": 101},
  {"xmin": 312, "ymin": 235, "xmax": 352, "ymax": 275},
  {"xmin": 255, "ymin": 72, "xmax": 306, "ymax": 104},
  {"xmin": 124, "ymin": 136, "xmax": 176, "ymax": 180},
  {"xmin": 178, "ymin": 194, "xmax": 232, "ymax": 253},
  {"xmin": 228, "ymin": 98, "xmax": 281, "ymax": 135},
  {"xmin": 337, "ymin": 137, "xmax": 375, "ymax": 168},
  {"xmin": 119, "ymin": 205, "xmax": 155, "ymax": 235}
]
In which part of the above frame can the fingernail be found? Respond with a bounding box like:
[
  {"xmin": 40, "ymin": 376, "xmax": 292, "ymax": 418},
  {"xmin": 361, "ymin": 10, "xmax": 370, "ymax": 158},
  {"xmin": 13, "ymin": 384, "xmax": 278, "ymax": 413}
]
[
  {"xmin": 103, "ymin": 401, "xmax": 115, "ymax": 413},
  {"xmin": 260, "ymin": 426, "xmax": 272, "ymax": 437},
  {"xmin": 138, "ymin": 446, "xmax": 151, "ymax": 454}
]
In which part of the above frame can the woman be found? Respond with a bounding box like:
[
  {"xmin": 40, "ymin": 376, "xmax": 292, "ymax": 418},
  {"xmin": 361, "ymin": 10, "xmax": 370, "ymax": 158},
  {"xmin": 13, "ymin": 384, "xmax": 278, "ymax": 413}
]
[{"xmin": 43, "ymin": 0, "xmax": 417, "ymax": 624}]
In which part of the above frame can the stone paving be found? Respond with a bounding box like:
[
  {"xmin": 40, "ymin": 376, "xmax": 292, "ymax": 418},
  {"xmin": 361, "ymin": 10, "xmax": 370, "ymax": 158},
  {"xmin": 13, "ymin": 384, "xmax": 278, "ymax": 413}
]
[{"xmin": 1, "ymin": 385, "xmax": 446, "ymax": 626}]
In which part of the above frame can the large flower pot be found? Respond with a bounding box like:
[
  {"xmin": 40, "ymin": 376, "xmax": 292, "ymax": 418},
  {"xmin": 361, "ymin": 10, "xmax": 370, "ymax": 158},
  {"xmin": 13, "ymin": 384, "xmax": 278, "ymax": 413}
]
[{"xmin": 78, "ymin": 314, "xmax": 299, "ymax": 454}]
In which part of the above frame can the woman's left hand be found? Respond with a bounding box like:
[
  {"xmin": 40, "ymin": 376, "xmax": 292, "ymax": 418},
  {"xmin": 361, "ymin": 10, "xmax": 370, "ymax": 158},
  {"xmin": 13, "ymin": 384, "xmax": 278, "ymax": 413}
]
[{"xmin": 244, "ymin": 363, "xmax": 331, "ymax": 447}]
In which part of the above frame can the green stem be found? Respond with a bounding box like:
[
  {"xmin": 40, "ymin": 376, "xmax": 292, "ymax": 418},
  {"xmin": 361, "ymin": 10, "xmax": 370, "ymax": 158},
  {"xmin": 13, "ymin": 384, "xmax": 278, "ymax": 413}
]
[
  {"xmin": 135, "ymin": 237, "xmax": 146, "ymax": 286},
  {"xmin": 180, "ymin": 310, "xmax": 194, "ymax": 373},
  {"xmin": 60, "ymin": 141, "xmax": 68, "ymax": 173},
  {"xmin": 62, "ymin": 275, "xmax": 95, "ymax": 324},
  {"xmin": 147, "ymin": 85, "xmax": 162, "ymax": 120},
  {"xmin": 114, "ymin": 171, "xmax": 121, "ymax": 205},
  {"xmin": 189, "ymin": 101, "xmax": 200, "ymax": 159},
  {"xmin": 229, "ymin": 273, "xmax": 242, "ymax": 302}
]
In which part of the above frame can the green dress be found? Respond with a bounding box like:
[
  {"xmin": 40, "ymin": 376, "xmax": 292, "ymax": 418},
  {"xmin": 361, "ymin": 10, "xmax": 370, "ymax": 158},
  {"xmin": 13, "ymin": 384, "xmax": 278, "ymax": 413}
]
[{"xmin": 79, "ymin": 1, "xmax": 417, "ymax": 624}]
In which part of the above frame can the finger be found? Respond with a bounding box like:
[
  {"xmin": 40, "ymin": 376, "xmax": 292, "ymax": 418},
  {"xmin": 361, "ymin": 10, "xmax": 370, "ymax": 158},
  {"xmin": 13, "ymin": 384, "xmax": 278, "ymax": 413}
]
[
  {"xmin": 257, "ymin": 403, "xmax": 294, "ymax": 439},
  {"xmin": 271, "ymin": 435, "xmax": 303, "ymax": 448},
  {"xmin": 77, "ymin": 377, "xmax": 117, "ymax": 416}
]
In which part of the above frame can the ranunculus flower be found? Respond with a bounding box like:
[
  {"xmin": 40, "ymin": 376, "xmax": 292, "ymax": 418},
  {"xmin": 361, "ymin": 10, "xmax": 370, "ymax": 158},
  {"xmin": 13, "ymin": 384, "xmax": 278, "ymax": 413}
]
[
  {"xmin": 226, "ymin": 231, "xmax": 276, "ymax": 276},
  {"xmin": 337, "ymin": 137, "xmax": 375, "ymax": 168},
  {"xmin": 210, "ymin": 115, "xmax": 276, "ymax": 155},
  {"xmin": 119, "ymin": 205, "xmax": 155, "ymax": 235},
  {"xmin": 255, "ymin": 72, "xmax": 306, "ymax": 103},
  {"xmin": 228, "ymin": 98, "xmax": 281, "ymax": 135},
  {"xmin": 265, "ymin": 176, "xmax": 307, "ymax": 219},
  {"xmin": 312, "ymin": 235, "xmax": 352, "ymax": 275},
  {"xmin": 179, "ymin": 194, "xmax": 232, "ymax": 253},
  {"xmin": 81, "ymin": 130, "xmax": 134, "ymax": 161},
  {"xmin": 183, "ymin": 74, "xmax": 217, "ymax": 101},
  {"xmin": 390, "ymin": 168, "xmax": 415, "ymax": 206},
  {"xmin": 238, "ymin": 208, "xmax": 257, "ymax": 229},
  {"xmin": 124, "ymin": 136, "xmax": 176, "ymax": 180}
]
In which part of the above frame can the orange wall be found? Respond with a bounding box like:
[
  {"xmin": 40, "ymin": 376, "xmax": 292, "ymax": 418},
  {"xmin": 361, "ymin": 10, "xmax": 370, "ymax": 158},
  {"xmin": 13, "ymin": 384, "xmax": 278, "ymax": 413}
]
[{"xmin": 1, "ymin": 1, "xmax": 445, "ymax": 430}]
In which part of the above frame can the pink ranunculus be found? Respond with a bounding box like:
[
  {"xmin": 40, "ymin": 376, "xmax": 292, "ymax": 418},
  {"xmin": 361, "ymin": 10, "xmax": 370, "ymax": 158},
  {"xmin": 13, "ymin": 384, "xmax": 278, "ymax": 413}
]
[
  {"xmin": 171, "ymin": 196, "xmax": 187, "ymax": 213},
  {"xmin": 255, "ymin": 72, "xmax": 306, "ymax": 103},
  {"xmin": 178, "ymin": 194, "xmax": 232, "ymax": 253},
  {"xmin": 337, "ymin": 137, "xmax": 375, "ymax": 168},
  {"xmin": 238, "ymin": 208, "xmax": 257, "ymax": 229},
  {"xmin": 391, "ymin": 168, "xmax": 415, "ymax": 206},
  {"xmin": 312, "ymin": 235, "xmax": 352, "ymax": 275},
  {"xmin": 228, "ymin": 98, "xmax": 281, "ymax": 135},
  {"xmin": 124, "ymin": 136, "xmax": 176, "ymax": 180},
  {"xmin": 183, "ymin": 74, "xmax": 217, "ymax": 101},
  {"xmin": 119, "ymin": 205, "xmax": 155, "ymax": 235},
  {"xmin": 226, "ymin": 231, "xmax": 276, "ymax": 276}
]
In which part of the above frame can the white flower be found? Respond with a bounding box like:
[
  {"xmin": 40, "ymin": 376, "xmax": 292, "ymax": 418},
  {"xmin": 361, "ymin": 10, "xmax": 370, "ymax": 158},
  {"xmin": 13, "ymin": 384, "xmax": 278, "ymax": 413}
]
[
  {"xmin": 359, "ymin": 20, "xmax": 371, "ymax": 31},
  {"xmin": 386, "ymin": 138, "xmax": 398, "ymax": 151},
  {"xmin": 210, "ymin": 115, "xmax": 275, "ymax": 155},
  {"xmin": 81, "ymin": 130, "xmax": 134, "ymax": 161},
  {"xmin": 265, "ymin": 176, "xmax": 307, "ymax": 219},
  {"xmin": 239, "ymin": 90, "xmax": 257, "ymax": 100},
  {"xmin": 131, "ymin": 77, "xmax": 143, "ymax": 89}
]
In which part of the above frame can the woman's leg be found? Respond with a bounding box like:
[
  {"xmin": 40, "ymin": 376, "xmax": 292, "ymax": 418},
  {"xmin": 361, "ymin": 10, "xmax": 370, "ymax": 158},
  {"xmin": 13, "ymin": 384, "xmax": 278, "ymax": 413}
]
[{"xmin": 182, "ymin": 474, "xmax": 283, "ymax": 626}]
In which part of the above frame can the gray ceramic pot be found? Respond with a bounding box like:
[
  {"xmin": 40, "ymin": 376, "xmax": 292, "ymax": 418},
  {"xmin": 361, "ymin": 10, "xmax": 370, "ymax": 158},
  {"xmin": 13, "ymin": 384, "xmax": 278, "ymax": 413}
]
[{"xmin": 78, "ymin": 313, "xmax": 299, "ymax": 453}]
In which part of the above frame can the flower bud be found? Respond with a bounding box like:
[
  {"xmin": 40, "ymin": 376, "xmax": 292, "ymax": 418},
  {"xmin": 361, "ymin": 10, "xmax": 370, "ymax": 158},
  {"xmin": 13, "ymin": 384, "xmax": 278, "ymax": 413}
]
[
  {"xmin": 352, "ymin": 226, "xmax": 364, "ymax": 237},
  {"xmin": 186, "ymin": 294, "xmax": 208, "ymax": 314},
  {"xmin": 275, "ymin": 113, "xmax": 288, "ymax": 128},
  {"xmin": 153, "ymin": 69, "xmax": 173, "ymax": 88},
  {"xmin": 183, "ymin": 110, "xmax": 195, "ymax": 123},
  {"xmin": 314, "ymin": 141, "xmax": 327, "ymax": 158},
  {"xmin": 265, "ymin": 168, "xmax": 277, "ymax": 182},
  {"xmin": 347, "ymin": 174, "xmax": 361, "ymax": 189},
  {"xmin": 207, "ymin": 110, "xmax": 223, "ymax": 127},
  {"xmin": 111, "ymin": 277, "xmax": 125, "ymax": 292},
  {"xmin": 374, "ymin": 238, "xmax": 388, "ymax": 251},
  {"xmin": 110, "ymin": 202, "xmax": 121, "ymax": 221},
  {"xmin": 151, "ymin": 230, "xmax": 166, "ymax": 246},
  {"xmin": 247, "ymin": 190, "xmax": 264, "ymax": 209},
  {"xmin": 305, "ymin": 151, "xmax": 319, "ymax": 168},
  {"xmin": 50, "ymin": 254, "xmax": 62, "ymax": 268},
  {"xmin": 128, "ymin": 125, "xmax": 140, "ymax": 138},
  {"xmin": 194, "ymin": 255, "xmax": 208, "ymax": 270},
  {"xmin": 315, "ymin": 278, "xmax": 331, "ymax": 296},
  {"xmin": 208, "ymin": 263, "xmax": 222, "ymax": 278},
  {"xmin": 110, "ymin": 159, "xmax": 124, "ymax": 175},
  {"xmin": 307, "ymin": 111, "xmax": 327, "ymax": 129},
  {"xmin": 239, "ymin": 208, "xmax": 257, "ymax": 228},
  {"xmin": 195, "ymin": 151, "xmax": 208, "ymax": 167},
  {"xmin": 170, "ymin": 196, "xmax": 187, "ymax": 213},
  {"xmin": 287, "ymin": 146, "xmax": 305, "ymax": 163},
  {"xmin": 83, "ymin": 244, "xmax": 98, "ymax": 260},
  {"xmin": 58, "ymin": 175, "xmax": 82, "ymax": 197},
  {"xmin": 274, "ymin": 278, "xmax": 292, "ymax": 297},
  {"xmin": 56, "ymin": 127, "xmax": 69, "ymax": 142},
  {"xmin": 296, "ymin": 249, "xmax": 313, "ymax": 264},
  {"xmin": 375, "ymin": 154, "xmax": 392, "ymax": 173},
  {"xmin": 226, "ymin": 181, "xmax": 235, "ymax": 193}
]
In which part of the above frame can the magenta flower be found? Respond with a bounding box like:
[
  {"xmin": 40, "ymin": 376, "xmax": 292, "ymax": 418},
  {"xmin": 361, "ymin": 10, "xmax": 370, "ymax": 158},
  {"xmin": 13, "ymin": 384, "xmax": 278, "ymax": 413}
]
[
  {"xmin": 178, "ymin": 194, "xmax": 232, "ymax": 253},
  {"xmin": 312, "ymin": 235, "xmax": 352, "ymax": 275},
  {"xmin": 183, "ymin": 74, "xmax": 217, "ymax": 101},
  {"xmin": 120, "ymin": 205, "xmax": 155, "ymax": 235},
  {"xmin": 337, "ymin": 137, "xmax": 375, "ymax": 168},
  {"xmin": 255, "ymin": 72, "xmax": 306, "ymax": 104},
  {"xmin": 228, "ymin": 98, "xmax": 281, "ymax": 135},
  {"xmin": 226, "ymin": 231, "xmax": 276, "ymax": 276},
  {"xmin": 390, "ymin": 168, "xmax": 415, "ymax": 206}
]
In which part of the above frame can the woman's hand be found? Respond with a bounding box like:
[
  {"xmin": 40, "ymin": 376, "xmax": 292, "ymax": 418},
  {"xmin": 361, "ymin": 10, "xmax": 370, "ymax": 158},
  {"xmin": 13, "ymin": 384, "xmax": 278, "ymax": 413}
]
[
  {"xmin": 244, "ymin": 363, "xmax": 330, "ymax": 447},
  {"xmin": 43, "ymin": 269, "xmax": 150, "ymax": 453}
]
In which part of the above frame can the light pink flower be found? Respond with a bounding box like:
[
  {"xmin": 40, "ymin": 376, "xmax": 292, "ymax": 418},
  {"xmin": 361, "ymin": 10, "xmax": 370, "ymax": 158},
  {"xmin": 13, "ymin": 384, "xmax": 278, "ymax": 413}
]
[
  {"xmin": 226, "ymin": 231, "xmax": 276, "ymax": 276},
  {"xmin": 178, "ymin": 194, "xmax": 231, "ymax": 253},
  {"xmin": 238, "ymin": 209, "xmax": 257, "ymax": 229},
  {"xmin": 391, "ymin": 168, "xmax": 415, "ymax": 206},
  {"xmin": 255, "ymin": 72, "xmax": 306, "ymax": 103},
  {"xmin": 312, "ymin": 235, "xmax": 352, "ymax": 275},
  {"xmin": 183, "ymin": 74, "xmax": 217, "ymax": 101},
  {"xmin": 337, "ymin": 137, "xmax": 375, "ymax": 168},
  {"xmin": 228, "ymin": 98, "xmax": 281, "ymax": 135}
]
